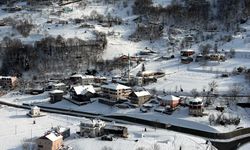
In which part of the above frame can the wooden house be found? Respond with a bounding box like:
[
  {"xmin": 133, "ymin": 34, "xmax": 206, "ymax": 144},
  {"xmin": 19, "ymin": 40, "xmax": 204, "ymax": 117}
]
[{"xmin": 70, "ymin": 85, "xmax": 96, "ymax": 103}]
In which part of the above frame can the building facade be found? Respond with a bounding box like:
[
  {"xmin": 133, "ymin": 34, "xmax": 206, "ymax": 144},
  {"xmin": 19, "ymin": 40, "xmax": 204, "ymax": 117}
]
[
  {"xmin": 129, "ymin": 91, "xmax": 151, "ymax": 106},
  {"xmin": 36, "ymin": 132, "xmax": 63, "ymax": 150},
  {"xmin": 0, "ymin": 76, "xmax": 17, "ymax": 89},
  {"xmin": 101, "ymin": 83, "xmax": 132, "ymax": 100}
]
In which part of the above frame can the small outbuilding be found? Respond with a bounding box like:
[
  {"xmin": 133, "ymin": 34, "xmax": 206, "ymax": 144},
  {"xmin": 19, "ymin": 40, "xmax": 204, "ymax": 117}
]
[
  {"xmin": 27, "ymin": 106, "xmax": 46, "ymax": 118},
  {"xmin": 103, "ymin": 125, "xmax": 128, "ymax": 138},
  {"xmin": 49, "ymin": 90, "xmax": 64, "ymax": 103},
  {"xmin": 189, "ymin": 97, "xmax": 204, "ymax": 116},
  {"xmin": 51, "ymin": 126, "xmax": 70, "ymax": 140}
]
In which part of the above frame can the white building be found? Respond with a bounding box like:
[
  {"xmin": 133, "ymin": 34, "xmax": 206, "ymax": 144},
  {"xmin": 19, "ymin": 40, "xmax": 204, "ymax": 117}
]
[
  {"xmin": 189, "ymin": 97, "xmax": 204, "ymax": 116},
  {"xmin": 101, "ymin": 83, "xmax": 132, "ymax": 100},
  {"xmin": 70, "ymin": 74, "xmax": 95, "ymax": 85},
  {"xmin": 80, "ymin": 119, "xmax": 106, "ymax": 138}
]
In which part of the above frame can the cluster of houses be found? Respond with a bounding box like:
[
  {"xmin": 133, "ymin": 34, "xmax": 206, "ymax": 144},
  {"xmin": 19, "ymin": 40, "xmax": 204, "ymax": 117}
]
[
  {"xmin": 36, "ymin": 119, "xmax": 127, "ymax": 150},
  {"xmin": 180, "ymin": 49, "xmax": 226, "ymax": 64},
  {"xmin": 0, "ymin": 71, "xmax": 205, "ymax": 117},
  {"xmin": 156, "ymin": 95, "xmax": 204, "ymax": 116},
  {"xmin": 42, "ymin": 73, "xmax": 163, "ymax": 107}
]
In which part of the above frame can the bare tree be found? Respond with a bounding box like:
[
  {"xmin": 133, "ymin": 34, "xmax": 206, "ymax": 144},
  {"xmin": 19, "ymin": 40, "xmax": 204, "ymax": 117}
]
[
  {"xmin": 228, "ymin": 83, "xmax": 242, "ymax": 108},
  {"xmin": 151, "ymin": 143, "xmax": 160, "ymax": 150},
  {"xmin": 191, "ymin": 88, "xmax": 199, "ymax": 98},
  {"xmin": 208, "ymin": 80, "xmax": 218, "ymax": 93},
  {"xmin": 208, "ymin": 114, "xmax": 215, "ymax": 125}
]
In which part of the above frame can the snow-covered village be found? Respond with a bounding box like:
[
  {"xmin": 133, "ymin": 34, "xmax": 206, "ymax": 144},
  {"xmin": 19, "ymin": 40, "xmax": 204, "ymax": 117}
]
[{"xmin": 0, "ymin": 0, "xmax": 250, "ymax": 150}]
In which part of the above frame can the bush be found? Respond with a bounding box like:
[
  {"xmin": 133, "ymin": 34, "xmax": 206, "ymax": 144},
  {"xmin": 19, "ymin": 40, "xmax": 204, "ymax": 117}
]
[{"xmin": 209, "ymin": 113, "xmax": 240, "ymax": 126}]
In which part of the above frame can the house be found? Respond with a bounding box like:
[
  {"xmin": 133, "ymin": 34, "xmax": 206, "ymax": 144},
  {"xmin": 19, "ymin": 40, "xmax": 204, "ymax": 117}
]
[
  {"xmin": 52, "ymin": 83, "xmax": 67, "ymax": 92},
  {"xmin": 27, "ymin": 106, "xmax": 46, "ymax": 118},
  {"xmin": 180, "ymin": 49, "xmax": 195, "ymax": 57},
  {"xmin": 49, "ymin": 90, "xmax": 64, "ymax": 103},
  {"xmin": 69, "ymin": 74, "xmax": 95, "ymax": 85},
  {"xmin": 36, "ymin": 132, "xmax": 63, "ymax": 150},
  {"xmin": 117, "ymin": 55, "xmax": 145, "ymax": 62},
  {"xmin": 51, "ymin": 126, "xmax": 70, "ymax": 140},
  {"xmin": 0, "ymin": 76, "xmax": 18, "ymax": 89},
  {"xmin": 80, "ymin": 119, "xmax": 106, "ymax": 138},
  {"xmin": 69, "ymin": 85, "xmax": 96, "ymax": 103},
  {"xmin": 103, "ymin": 125, "xmax": 128, "ymax": 138},
  {"xmin": 0, "ymin": 20, "xmax": 6, "ymax": 26},
  {"xmin": 129, "ymin": 90, "xmax": 151, "ymax": 106},
  {"xmin": 101, "ymin": 83, "xmax": 132, "ymax": 100},
  {"xmin": 137, "ymin": 70, "xmax": 165, "ymax": 78},
  {"xmin": 189, "ymin": 97, "xmax": 204, "ymax": 116},
  {"xmin": 158, "ymin": 95, "xmax": 180, "ymax": 109},
  {"xmin": 207, "ymin": 53, "xmax": 226, "ymax": 61},
  {"xmin": 94, "ymin": 76, "xmax": 107, "ymax": 84}
]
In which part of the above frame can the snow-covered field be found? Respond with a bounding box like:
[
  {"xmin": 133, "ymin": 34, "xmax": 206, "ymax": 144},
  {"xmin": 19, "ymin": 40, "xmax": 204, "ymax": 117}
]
[
  {"xmin": 0, "ymin": 106, "xmax": 214, "ymax": 150},
  {"xmin": 1, "ymin": 91, "xmax": 250, "ymax": 133}
]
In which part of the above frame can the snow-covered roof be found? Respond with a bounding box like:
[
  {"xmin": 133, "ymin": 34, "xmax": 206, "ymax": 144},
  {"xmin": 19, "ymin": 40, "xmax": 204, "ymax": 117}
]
[
  {"xmin": 31, "ymin": 106, "xmax": 40, "ymax": 110},
  {"xmin": 189, "ymin": 97, "xmax": 202, "ymax": 103},
  {"xmin": 80, "ymin": 119, "xmax": 105, "ymax": 127},
  {"xmin": 50, "ymin": 90, "xmax": 64, "ymax": 94},
  {"xmin": 70, "ymin": 74, "xmax": 83, "ymax": 78},
  {"xmin": 141, "ymin": 70, "xmax": 155, "ymax": 75},
  {"xmin": 70, "ymin": 74, "xmax": 94, "ymax": 79},
  {"xmin": 160, "ymin": 95, "xmax": 180, "ymax": 101},
  {"xmin": 52, "ymin": 126, "xmax": 69, "ymax": 133},
  {"xmin": 0, "ymin": 76, "xmax": 16, "ymax": 79},
  {"xmin": 72, "ymin": 85, "xmax": 95, "ymax": 95},
  {"xmin": 134, "ymin": 91, "xmax": 151, "ymax": 97},
  {"xmin": 53, "ymin": 83, "xmax": 66, "ymax": 87},
  {"xmin": 45, "ymin": 132, "xmax": 62, "ymax": 142},
  {"xmin": 101, "ymin": 83, "xmax": 131, "ymax": 90},
  {"xmin": 181, "ymin": 49, "xmax": 195, "ymax": 52}
]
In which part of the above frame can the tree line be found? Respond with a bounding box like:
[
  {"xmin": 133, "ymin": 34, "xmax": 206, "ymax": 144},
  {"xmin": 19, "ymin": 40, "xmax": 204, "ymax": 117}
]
[
  {"xmin": 0, "ymin": 32, "xmax": 107, "ymax": 76},
  {"xmin": 133, "ymin": 0, "xmax": 250, "ymax": 31}
]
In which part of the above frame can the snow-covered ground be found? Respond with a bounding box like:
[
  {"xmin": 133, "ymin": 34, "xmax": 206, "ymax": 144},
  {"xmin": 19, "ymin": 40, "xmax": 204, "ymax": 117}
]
[
  {"xmin": 1, "ymin": 0, "xmax": 250, "ymax": 149},
  {"xmin": 1, "ymin": 91, "xmax": 250, "ymax": 133},
  {"xmin": 0, "ymin": 106, "xmax": 213, "ymax": 150}
]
